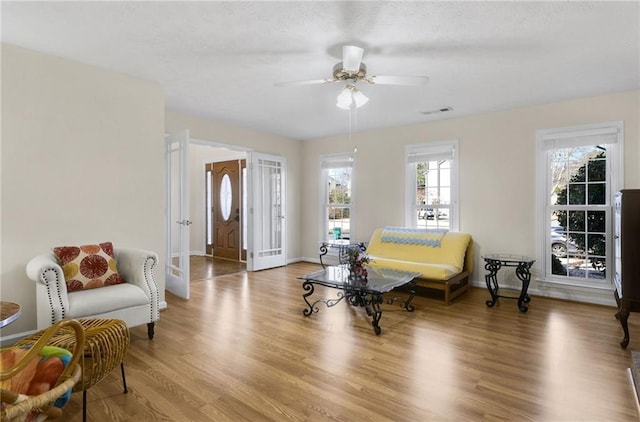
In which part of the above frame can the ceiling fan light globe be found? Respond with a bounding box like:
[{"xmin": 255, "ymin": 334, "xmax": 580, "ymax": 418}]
[
  {"xmin": 336, "ymin": 87, "xmax": 353, "ymax": 109},
  {"xmin": 352, "ymin": 90, "xmax": 369, "ymax": 108}
]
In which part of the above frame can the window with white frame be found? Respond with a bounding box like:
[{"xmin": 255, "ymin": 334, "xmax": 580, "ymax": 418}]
[
  {"xmin": 536, "ymin": 121, "xmax": 623, "ymax": 287},
  {"xmin": 321, "ymin": 153, "xmax": 354, "ymax": 241},
  {"xmin": 406, "ymin": 141, "xmax": 458, "ymax": 231}
]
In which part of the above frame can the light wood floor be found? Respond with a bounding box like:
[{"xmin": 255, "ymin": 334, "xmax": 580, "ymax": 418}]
[
  {"xmin": 190, "ymin": 255, "xmax": 246, "ymax": 279},
  {"xmin": 59, "ymin": 261, "xmax": 639, "ymax": 421}
]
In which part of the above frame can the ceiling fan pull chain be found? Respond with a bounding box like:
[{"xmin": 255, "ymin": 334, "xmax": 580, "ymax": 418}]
[{"xmin": 348, "ymin": 106, "xmax": 352, "ymax": 143}]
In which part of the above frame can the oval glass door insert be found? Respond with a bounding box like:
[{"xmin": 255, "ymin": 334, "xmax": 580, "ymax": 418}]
[{"xmin": 219, "ymin": 174, "xmax": 232, "ymax": 221}]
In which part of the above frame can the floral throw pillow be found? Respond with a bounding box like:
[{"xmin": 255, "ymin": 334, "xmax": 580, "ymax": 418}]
[{"xmin": 52, "ymin": 242, "xmax": 126, "ymax": 292}]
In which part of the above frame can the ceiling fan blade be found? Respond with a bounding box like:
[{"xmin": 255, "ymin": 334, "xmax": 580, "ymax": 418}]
[
  {"xmin": 365, "ymin": 75, "xmax": 430, "ymax": 86},
  {"xmin": 275, "ymin": 78, "xmax": 337, "ymax": 87},
  {"xmin": 342, "ymin": 45, "xmax": 364, "ymax": 73}
]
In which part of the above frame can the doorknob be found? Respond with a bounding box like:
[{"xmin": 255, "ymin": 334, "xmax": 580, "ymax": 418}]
[{"xmin": 176, "ymin": 220, "xmax": 192, "ymax": 226}]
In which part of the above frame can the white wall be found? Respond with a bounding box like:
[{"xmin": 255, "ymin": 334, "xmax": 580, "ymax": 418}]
[
  {"xmin": 3, "ymin": 43, "xmax": 635, "ymax": 342},
  {"xmin": 301, "ymin": 90, "xmax": 640, "ymax": 305},
  {"xmin": 165, "ymin": 111, "xmax": 303, "ymax": 263},
  {"xmin": 1, "ymin": 44, "xmax": 166, "ymax": 337}
]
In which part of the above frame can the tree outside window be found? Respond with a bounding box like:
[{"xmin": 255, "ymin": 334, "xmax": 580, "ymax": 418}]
[
  {"xmin": 550, "ymin": 147, "xmax": 607, "ymax": 280},
  {"xmin": 538, "ymin": 121, "xmax": 622, "ymax": 288}
]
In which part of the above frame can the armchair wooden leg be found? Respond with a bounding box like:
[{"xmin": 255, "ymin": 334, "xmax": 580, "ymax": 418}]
[{"xmin": 147, "ymin": 322, "xmax": 155, "ymax": 340}]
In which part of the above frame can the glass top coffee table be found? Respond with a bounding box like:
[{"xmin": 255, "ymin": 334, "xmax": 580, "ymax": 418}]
[{"xmin": 298, "ymin": 265, "xmax": 421, "ymax": 335}]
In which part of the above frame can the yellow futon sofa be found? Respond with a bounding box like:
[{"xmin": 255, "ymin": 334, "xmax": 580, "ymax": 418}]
[{"xmin": 366, "ymin": 227, "xmax": 474, "ymax": 305}]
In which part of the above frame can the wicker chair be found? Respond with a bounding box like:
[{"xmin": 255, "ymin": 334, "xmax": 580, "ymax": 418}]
[
  {"xmin": 16, "ymin": 318, "xmax": 130, "ymax": 422},
  {"xmin": 1, "ymin": 319, "xmax": 85, "ymax": 422}
]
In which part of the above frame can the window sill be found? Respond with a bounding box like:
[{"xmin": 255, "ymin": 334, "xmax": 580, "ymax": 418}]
[
  {"xmin": 532, "ymin": 277, "xmax": 616, "ymax": 306},
  {"xmin": 536, "ymin": 277, "xmax": 614, "ymax": 292}
]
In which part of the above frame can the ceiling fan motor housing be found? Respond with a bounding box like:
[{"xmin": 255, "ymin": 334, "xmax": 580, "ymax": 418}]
[{"xmin": 333, "ymin": 62, "xmax": 367, "ymax": 81}]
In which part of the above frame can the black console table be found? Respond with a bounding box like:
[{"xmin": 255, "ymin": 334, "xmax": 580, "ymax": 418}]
[{"xmin": 483, "ymin": 254, "xmax": 535, "ymax": 312}]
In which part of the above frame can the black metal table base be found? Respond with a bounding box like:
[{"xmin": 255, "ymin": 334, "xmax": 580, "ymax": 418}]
[
  {"xmin": 484, "ymin": 257, "xmax": 534, "ymax": 313},
  {"xmin": 302, "ymin": 280, "xmax": 415, "ymax": 335}
]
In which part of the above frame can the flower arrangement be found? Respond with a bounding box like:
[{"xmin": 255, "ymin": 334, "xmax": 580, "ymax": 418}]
[
  {"xmin": 347, "ymin": 247, "xmax": 370, "ymax": 266},
  {"xmin": 346, "ymin": 246, "xmax": 370, "ymax": 279}
]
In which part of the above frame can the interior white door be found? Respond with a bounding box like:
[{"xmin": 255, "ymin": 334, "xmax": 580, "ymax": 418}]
[
  {"xmin": 247, "ymin": 152, "xmax": 287, "ymax": 271},
  {"xmin": 165, "ymin": 130, "xmax": 190, "ymax": 299}
]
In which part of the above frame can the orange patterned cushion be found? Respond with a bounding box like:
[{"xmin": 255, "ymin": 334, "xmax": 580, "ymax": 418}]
[{"xmin": 52, "ymin": 242, "xmax": 126, "ymax": 292}]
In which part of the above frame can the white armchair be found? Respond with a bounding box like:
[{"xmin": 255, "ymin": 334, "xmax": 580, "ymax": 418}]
[{"xmin": 26, "ymin": 248, "xmax": 160, "ymax": 339}]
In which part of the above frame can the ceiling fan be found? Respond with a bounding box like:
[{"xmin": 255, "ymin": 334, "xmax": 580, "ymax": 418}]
[{"xmin": 276, "ymin": 45, "xmax": 429, "ymax": 109}]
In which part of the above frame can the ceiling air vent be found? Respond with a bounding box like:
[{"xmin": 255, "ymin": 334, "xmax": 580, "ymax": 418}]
[{"xmin": 420, "ymin": 107, "xmax": 453, "ymax": 115}]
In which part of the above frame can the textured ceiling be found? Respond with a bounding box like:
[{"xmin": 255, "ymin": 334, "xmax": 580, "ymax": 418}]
[{"xmin": 2, "ymin": 1, "xmax": 639, "ymax": 140}]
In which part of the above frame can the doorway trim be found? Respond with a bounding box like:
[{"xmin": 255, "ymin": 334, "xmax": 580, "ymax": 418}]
[
  {"xmin": 193, "ymin": 138, "xmax": 250, "ymax": 258},
  {"xmin": 165, "ymin": 134, "xmax": 288, "ymax": 298}
]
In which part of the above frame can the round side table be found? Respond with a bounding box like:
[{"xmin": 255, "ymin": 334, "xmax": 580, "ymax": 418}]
[{"xmin": 0, "ymin": 301, "xmax": 22, "ymax": 327}]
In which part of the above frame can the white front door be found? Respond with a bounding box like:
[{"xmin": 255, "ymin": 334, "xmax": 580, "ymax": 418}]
[
  {"xmin": 247, "ymin": 152, "xmax": 287, "ymax": 271},
  {"xmin": 165, "ymin": 130, "xmax": 190, "ymax": 299}
]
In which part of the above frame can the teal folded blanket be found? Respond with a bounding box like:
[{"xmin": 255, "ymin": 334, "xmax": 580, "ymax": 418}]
[{"xmin": 380, "ymin": 226, "xmax": 448, "ymax": 247}]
